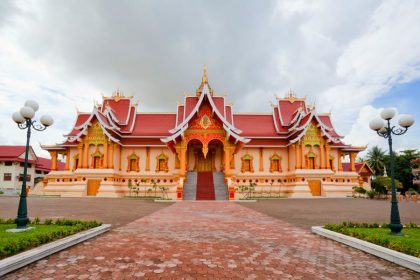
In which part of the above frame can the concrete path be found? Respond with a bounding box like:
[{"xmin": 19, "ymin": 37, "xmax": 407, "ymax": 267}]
[{"xmin": 4, "ymin": 202, "xmax": 419, "ymax": 279}]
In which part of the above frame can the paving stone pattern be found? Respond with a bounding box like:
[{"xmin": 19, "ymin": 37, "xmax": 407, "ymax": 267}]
[{"xmin": 5, "ymin": 202, "xmax": 419, "ymax": 279}]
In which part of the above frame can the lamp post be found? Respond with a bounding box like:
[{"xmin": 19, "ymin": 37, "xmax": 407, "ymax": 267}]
[
  {"xmin": 369, "ymin": 109, "xmax": 415, "ymax": 235},
  {"xmin": 11, "ymin": 100, "xmax": 53, "ymax": 230}
]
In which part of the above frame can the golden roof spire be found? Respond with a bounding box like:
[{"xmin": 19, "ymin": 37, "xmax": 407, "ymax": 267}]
[
  {"xmin": 196, "ymin": 64, "xmax": 214, "ymax": 96},
  {"xmin": 202, "ymin": 64, "xmax": 208, "ymax": 84}
]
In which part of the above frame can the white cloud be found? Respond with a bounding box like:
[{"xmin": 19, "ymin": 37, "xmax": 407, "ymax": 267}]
[{"xmin": 0, "ymin": 0, "xmax": 419, "ymax": 158}]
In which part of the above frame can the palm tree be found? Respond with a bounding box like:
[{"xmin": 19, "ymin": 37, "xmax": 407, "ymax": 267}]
[{"xmin": 366, "ymin": 146, "xmax": 386, "ymax": 175}]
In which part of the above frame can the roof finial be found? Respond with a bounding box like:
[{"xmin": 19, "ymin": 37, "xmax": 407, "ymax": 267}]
[{"xmin": 202, "ymin": 64, "xmax": 208, "ymax": 84}]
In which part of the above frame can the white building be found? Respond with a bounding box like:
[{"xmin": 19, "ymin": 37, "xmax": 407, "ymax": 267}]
[{"xmin": 0, "ymin": 146, "xmax": 63, "ymax": 195}]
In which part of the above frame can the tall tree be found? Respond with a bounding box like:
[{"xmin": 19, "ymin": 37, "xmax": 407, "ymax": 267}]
[
  {"xmin": 384, "ymin": 149, "xmax": 420, "ymax": 192},
  {"xmin": 366, "ymin": 146, "xmax": 386, "ymax": 175}
]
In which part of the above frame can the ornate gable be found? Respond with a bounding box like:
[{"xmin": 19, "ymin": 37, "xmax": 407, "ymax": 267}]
[
  {"xmin": 86, "ymin": 121, "xmax": 108, "ymax": 146},
  {"xmin": 302, "ymin": 122, "xmax": 325, "ymax": 146}
]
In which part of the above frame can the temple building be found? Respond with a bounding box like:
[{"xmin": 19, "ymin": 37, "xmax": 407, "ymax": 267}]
[{"xmin": 41, "ymin": 67, "xmax": 365, "ymax": 199}]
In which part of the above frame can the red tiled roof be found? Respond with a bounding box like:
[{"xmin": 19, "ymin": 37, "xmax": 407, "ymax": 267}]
[
  {"xmin": 119, "ymin": 138, "xmax": 167, "ymax": 146},
  {"xmin": 233, "ymin": 115, "xmax": 278, "ymax": 137},
  {"xmin": 103, "ymin": 99, "xmax": 132, "ymax": 124},
  {"xmin": 0, "ymin": 146, "xmax": 26, "ymax": 158},
  {"xmin": 53, "ymin": 90, "xmax": 355, "ymax": 151},
  {"xmin": 342, "ymin": 162, "xmax": 373, "ymax": 175},
  {"xmin": 36, "ymin": 157, "xmax": 65, "ymax": 172},
  {"xmin": 245, "ymin": 138, "xmax": 289, "ymax": 146},
  {"xmin": 278, "ymin": 100, "xmax": 306, "ymax": 125},
  {"xmin": 225, "ymin": 106, "xmax": 232, "ymax": 124},
  {"xmin": 212, "ymin": 96, "xmax": 225, "ymax": 118},
  {"xmin": 0, "ymin": 146, "xmax": 65, "ymax": 170},
  {"xmin": 184, "ymin": 96, "xmax": 199, "ymax": 119},
  {"xmin": 130, "ymin": 113, "xmax": 176, "ymax": 136},
  {"xmin": 318, "ymin": 115, "xmax": 342, "ymax": 138},
  {"xmin": 176, "ymin": 106, "xmax": 184, "ymax": 126},
  {"xmin": 74, "ymin": 114, "xmax": 90, "ymax": 127}
]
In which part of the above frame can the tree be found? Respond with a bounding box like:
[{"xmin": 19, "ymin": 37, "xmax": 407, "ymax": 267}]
[
  {"xmin": 371, "ymin": 176, "xmax": 402, "ymax": 194},
  {"xmin": 366, "ymin": 146, "xmax": 386, "ymax": 175},
  {"xmin": 384, "ymin": 149, "xmax": 420, "ymax": 193}
]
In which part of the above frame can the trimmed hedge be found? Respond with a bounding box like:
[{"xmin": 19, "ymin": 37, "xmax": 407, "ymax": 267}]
[
  {"xmin": 0, "ymin": 218, "xmax": 101, "ymax": 259},
  {"xmin": 324, "ymin": 221, "xmax": 420, "ymax": 258}
]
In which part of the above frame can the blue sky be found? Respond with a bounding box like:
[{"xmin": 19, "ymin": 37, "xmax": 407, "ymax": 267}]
[{"xmin": 374, "ymin": 79, "xmax": 420, "ymax": 113}]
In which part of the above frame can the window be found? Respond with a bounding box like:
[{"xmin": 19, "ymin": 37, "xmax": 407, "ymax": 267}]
[
  {"xmin": 159, "ymin": 159, "xmax": 165, "ymax": 171},
  {"xmin": 130, "ymin": 159, "xmax": 137, "ymax": 170},
  {"xmin": 155, "ymin": 153, "xmax": 169, "ymax": 172},
  {"xmin": 3, "ymin": 173, "xmax": 12, "ymax": 181},
  {"xmin": 307, "ymin": 152, "xmax": 316, "ymax": 169},
  {"xmin": 4, "ymin": 162, "xmax": 12, "ymax": 166},
  {"xmin": 93, "ymin": 157, "xmax": 101, "ymax": 169},
  {"xmin": 19, "ymin": 174, "xmax": 31, "ymax": 182},
  {"xmin": 90, "ymin": 150, "xmax": 103, "ymax": 169},
  {"xmin": 269, "ymin": 154, "xmax": 282, "ymax": 173},
  {"xmin": 241, "ymin": 154, "xmax": 254, "ymax": 173},
  {"xmin": 127, "ymin": 153, "xmax": 139, "ymax": 172}
]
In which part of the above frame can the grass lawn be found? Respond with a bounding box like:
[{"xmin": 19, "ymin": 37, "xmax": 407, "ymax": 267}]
[
  {"xmin": 325, "ymin": 222, "xmax": 420, "ymax": 258},
  {"xmin": 0, "ymin": 219, "xmax": 101, "ymax": 259}
]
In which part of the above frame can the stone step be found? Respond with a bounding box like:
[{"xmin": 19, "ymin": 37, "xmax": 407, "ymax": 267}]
[
  {"xmin": 213, "ymin": 172, "xmax": 228, "ymax": 200},
  {"xmin": 183, "ymin": 171, "xmax": 228, "ymax": 200},
  {"xmin": 183, "ymin": 172, "xmax": 197, "ymax": 200}
]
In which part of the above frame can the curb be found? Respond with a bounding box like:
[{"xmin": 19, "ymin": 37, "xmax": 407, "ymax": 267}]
[
  {"xmin": 311, "ymin": 226, "xmax": 420, "ymax": 273},
  {"xmin": 0, "ymin": 224, "xmax": 111, "ymax": 277},
  {"xmin": 154, "ymin": 200, "xmax": 257, "ymax": 202}
]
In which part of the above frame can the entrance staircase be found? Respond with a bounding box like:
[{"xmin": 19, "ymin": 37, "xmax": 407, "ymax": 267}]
[
  {"xmin": 196, "ymin": 172, "xmax": 215, "ymax": 200},
  {"xmin": 183, "ymin": 172, "xmax": 197, "ymax": 200},
  {"xmin": 183, "ymin": 171, "xmax": 228, "ymax": 200},
  {"xmin": 213, "ymin": 171, "xmax": 228, "ymax": 200}
]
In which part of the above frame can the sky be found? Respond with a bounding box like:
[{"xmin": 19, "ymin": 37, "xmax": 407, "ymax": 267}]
[{"xmin": 0, "ymin": 0, "xmax": 419, "ymax": 159}]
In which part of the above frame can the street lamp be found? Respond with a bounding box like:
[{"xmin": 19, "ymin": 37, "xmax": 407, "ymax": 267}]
[
  {"xmin": 11, "ymin": 100, "xmax": 53, "ymax": 230},
  {"xmin": 369, "ymin": 108, "xmax": 415, "ymax": 235}
]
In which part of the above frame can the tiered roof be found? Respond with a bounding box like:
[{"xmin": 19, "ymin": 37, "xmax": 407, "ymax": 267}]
[{"xmin": 46, "ymin": 67, "xmax": 362, "ymax": 151}]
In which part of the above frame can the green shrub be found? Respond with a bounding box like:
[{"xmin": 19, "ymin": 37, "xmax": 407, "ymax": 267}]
[
  {"xmin": 0, "ymin": 218, "xmax": 102, "ymax": 259},
  {"xmin": 371, "ymin": 176, "xmax": 403, "ymax": 194},
  {"xmin": 352, "ymin": 186, "xmax": 366, "ymax": 196},
  {"xmin": 366, "ymin": 190, "xmax": 377, "ymax": 199},
  {"xmin": 324, "ymin": 222, "xmax": 420, "ymax": 257}
]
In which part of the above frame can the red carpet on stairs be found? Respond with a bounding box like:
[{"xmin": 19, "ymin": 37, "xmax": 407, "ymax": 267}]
[{"xmin": 196, "ymin": 172, "xmax": 215, "ymax": 200}]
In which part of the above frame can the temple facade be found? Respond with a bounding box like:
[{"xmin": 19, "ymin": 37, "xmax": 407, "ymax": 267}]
[{"xmin": 42, "ymin": 68, "xmax": 365, "ymax": 199}]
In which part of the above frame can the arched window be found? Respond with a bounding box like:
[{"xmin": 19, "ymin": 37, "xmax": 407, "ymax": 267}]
[
  {"xmin": 156, "ymin": 153, "xmax": 169, "ymax": 172},
  {"xmin": 241, "ymin": 153, "xmax": 254, "ymax": 173},
  {"xmin": 307, "ymin": 152, "xmax": 316, "ymax": 169},
  {"xmin": 91, "ymin": 150, "xmax": 103, "ymax": 169},
  {"xmin": 269, "ymin": 154, "xmax": 282, "ymax": 173},
  {"xmin": 127, "ymin": 153, "xmax": 140, "ymax": 172}
]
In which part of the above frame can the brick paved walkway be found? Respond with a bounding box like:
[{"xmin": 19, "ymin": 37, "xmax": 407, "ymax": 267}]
[{"xmin": 5, "ymin": 202, "xmax": 419, "ymax": 279}]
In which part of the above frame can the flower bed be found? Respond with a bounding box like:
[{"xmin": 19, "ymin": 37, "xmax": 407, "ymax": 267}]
[
  {"xmin": 0, "ymin": 218, "xmax": 101, "ymax": 259},
  {"xmin": 324, "ymin": 222, "xmax": 420, "ymax": 258}
]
